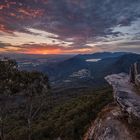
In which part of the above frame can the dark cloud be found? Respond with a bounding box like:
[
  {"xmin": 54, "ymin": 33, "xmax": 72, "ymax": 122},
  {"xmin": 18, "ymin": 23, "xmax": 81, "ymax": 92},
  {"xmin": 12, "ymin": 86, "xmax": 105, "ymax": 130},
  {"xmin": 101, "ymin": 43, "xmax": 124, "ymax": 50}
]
[
  {"xmin": 14, "ymin": 43, "xmax": 92, "ymax": 51},
  {"xmin": 0, "ymin": 0, "xmax": 140, "ymax": 53},
  {"xmin": 0, "ymin": 42, "xmax": 11, "ymax": 48},
  {"xmin": 118, "ymin": 41, "xmax": 140, "ymax": 46},
  {"xmin": 1, "ymin": 0, "xmax": 140, "ymax": 36}
]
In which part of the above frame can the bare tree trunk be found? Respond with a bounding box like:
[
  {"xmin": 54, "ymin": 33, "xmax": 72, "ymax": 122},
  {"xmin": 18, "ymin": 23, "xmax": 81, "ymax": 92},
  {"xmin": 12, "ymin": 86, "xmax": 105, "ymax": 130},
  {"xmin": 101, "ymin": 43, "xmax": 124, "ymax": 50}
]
[
  {"xmin": 0, "ymin": 120, "xmax": 4, "ymax": 140},
  {"xmin": 0, "ymin": 105, "xmax": 5, "ymax": 140},
  {"xmin": 26, "ymin": 82, "xmax": 49, "ymax": 140},
  {"xmin": 27, "ymin": 97, "xmax": 32, "ymax": 140},
  {"xmin": 27, "ymin": 118, "xmax": 31, "ymax": 140}
]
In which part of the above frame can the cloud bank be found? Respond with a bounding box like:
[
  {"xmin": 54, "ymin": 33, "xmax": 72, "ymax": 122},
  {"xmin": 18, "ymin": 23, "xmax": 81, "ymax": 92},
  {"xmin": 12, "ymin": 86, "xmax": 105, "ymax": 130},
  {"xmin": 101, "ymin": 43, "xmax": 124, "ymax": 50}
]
[{"xmin": 0, "ymin": 0, "xmax": 140, "ymax": 54}]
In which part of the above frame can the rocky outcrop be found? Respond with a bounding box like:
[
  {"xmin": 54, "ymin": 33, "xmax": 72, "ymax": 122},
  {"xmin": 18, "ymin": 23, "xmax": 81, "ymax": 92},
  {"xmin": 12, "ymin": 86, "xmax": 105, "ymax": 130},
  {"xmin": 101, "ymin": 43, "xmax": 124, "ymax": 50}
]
[
  {"xmin": 105, "ymin": 73, "xmax": 140, "ymax": 119},
  {"xmin": 84, "ymin": 63, "xmax": 140, "ymax": 140},
  {"xmin": 83, "ymin": 104, "xmax": 138, "ymax": 140},
  {"xmin": 130, "ymin": 62, "xmax": 140, "ymax": 87}
]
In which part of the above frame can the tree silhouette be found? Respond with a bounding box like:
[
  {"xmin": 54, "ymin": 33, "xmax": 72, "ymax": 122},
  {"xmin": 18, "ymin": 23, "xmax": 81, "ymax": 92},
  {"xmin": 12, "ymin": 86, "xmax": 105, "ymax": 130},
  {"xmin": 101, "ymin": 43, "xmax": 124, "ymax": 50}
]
[
  {"xmin": 23, "ymin": 71, "xmax": 50, "ymax": 140},
  {"xmin": 0, "ymin": 58, "xmax": 17, "ymax": 140}
]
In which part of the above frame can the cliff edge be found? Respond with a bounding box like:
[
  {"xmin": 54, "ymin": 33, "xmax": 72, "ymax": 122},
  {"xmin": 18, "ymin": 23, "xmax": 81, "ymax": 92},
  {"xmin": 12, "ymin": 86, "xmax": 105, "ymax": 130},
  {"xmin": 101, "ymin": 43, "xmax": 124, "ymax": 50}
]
[{"xmin": 84, "ymin": 63, "xmax": 140, "ymax": 140}]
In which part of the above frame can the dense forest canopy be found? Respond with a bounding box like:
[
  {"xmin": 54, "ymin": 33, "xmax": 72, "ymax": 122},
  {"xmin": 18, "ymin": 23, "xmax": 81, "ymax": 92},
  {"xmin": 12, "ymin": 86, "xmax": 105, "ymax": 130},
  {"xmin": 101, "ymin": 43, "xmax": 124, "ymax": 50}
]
[{"xmin": 0, "ymin": 58, "xmax": 113, "ymax": 140}]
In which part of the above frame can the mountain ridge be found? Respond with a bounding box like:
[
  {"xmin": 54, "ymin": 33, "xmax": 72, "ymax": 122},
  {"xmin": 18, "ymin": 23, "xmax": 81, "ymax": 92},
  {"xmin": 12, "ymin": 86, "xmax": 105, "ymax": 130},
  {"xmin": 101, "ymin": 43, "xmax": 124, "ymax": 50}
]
[{"xmin": 43, "ymin": 52, "xmax": 140, "ymax": 88}]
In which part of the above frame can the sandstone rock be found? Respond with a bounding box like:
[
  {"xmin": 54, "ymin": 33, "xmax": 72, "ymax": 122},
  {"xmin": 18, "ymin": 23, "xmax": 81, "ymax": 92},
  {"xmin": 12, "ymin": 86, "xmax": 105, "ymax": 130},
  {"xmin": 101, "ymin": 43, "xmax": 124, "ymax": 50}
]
[
  {"xmin": 129, "ymin": 62, "xmax": 140, "ymax": 86},
  {"xmin": 83, "ymin": 105, "xmax": 138, "ymax": 140},
  {"xmin": 105, "ymin": 73, "xmax": 140, "ymax": 119},
  {"xmin": 136, "ymin": 75, "xmax": 140, "ymax": 87},
  {"xmin": 84, "ymin": 63, "xmax": 140, "ymax": 140}
]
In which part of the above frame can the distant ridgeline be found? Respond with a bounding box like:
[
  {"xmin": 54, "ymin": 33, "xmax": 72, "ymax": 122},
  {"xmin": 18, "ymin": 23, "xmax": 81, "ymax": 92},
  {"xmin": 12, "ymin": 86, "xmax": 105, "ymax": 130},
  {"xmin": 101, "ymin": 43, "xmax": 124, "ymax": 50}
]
[{"xmin": 129, "ymin": 62, "xmax": 140, "ymax": 87}]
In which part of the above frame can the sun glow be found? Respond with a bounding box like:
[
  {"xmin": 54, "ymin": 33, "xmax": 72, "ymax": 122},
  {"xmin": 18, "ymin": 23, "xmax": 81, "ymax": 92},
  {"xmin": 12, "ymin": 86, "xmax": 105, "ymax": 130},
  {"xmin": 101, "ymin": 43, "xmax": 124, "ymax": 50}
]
[{"xmin": 24, "ymin": 48, "xmax": 62, "ymax": 54}]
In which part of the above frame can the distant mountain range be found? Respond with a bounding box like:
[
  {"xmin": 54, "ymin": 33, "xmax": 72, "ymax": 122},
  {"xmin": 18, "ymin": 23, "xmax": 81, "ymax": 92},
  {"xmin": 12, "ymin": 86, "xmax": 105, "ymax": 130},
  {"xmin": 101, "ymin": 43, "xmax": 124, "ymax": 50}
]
[
  {"xmin": 75, "ymin": 52, "xmax": 127, "ymax": 60},
  {"xmin": 2, "ymin": 52, "xmax": 140, "ymax": 89},
  {"xmin": 36, "ymin": 52, "xmax": 140, "ymax": 88}
]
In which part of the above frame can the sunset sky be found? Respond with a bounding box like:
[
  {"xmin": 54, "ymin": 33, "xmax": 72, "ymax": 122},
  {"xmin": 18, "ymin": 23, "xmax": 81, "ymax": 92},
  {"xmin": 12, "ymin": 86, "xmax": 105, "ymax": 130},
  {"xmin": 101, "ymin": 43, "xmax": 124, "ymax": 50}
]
[{"xmin": 0, "ymin": 0, "xmax": 140, "ymax": 54}]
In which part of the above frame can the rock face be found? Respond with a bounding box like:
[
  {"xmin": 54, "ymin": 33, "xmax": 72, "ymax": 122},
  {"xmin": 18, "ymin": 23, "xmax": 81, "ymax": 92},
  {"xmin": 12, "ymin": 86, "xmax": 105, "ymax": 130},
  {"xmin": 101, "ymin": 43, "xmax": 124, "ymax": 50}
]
[
  {"xmin": 105, "ymin": 73, "xmax": 140, "ymax": 119},
  {"xmin": 83, "ymin": 104, "xmax": 137, "ymax": 140},
  {"xmin": 129, "ymin": 62, "xmax": 140, "ymax": 87}
]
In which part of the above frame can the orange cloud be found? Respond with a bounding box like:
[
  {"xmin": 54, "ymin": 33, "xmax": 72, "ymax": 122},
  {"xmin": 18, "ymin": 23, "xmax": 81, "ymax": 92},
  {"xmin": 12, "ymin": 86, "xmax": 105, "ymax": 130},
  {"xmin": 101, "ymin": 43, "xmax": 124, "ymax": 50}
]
[
  {"xmin": 23, "ymin": 47, "xmax": 99, "ymax": 54},
  {"xmin": 13, "ymin": 43, "xmax": 98, "ymax": 54},
  {"xmin": 0, "ymin": 24, "xmax": 13, "ymax": 34},
  {"xmin": 0, "ymin": 3, "xmax": 10, "ymax": 10},
  {"xmin": 17, "ymin": 44, "xmax": 62, "ymax": 54},
  {"xmin": 9, "ymin": 13, "xmax": 16, "ymax": 17},
  {"xmin": 0, "ymin": 48, "xmax": 6, "ymax": 52},
  {"xmin": 0, "ymin": 1, "xmax": 16, "ymax": 10},
  {"xmin": 18, "ymin": 8, "xmax": 44, "ymax": 18},
  {"xmin": 0, "ymin": 42, "xmax": 100, "ymax": 54},
  {"xmin": 25, "ymin": 48, "xmax": 61, "ymax": 54}
]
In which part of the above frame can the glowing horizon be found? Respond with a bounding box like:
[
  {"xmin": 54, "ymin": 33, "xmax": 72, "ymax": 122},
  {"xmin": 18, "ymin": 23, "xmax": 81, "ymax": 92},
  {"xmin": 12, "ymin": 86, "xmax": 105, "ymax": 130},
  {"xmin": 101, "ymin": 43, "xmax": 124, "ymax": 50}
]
[{"xmin": 0, "ymin": 0, "xmax": 140, "ymax": 54}]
